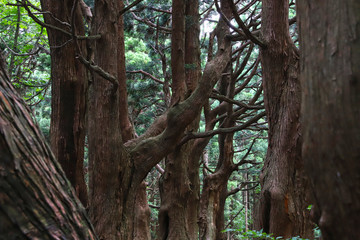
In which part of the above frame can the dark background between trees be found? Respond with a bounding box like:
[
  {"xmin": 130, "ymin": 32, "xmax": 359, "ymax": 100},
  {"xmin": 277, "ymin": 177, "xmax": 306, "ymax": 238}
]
[{"xmin": 0, "ymin": 0, "xmax": 359, "ymax": 239}]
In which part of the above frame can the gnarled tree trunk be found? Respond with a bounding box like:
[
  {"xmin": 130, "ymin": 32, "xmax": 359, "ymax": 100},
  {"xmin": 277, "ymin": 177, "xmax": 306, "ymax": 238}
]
[
  {"xmin": 256, "ymin": 0, "xmax": 313, "ymax": 238},
  {"xmin": 158, "ymin": 0, "xmax": 202, "ymax": 239}
]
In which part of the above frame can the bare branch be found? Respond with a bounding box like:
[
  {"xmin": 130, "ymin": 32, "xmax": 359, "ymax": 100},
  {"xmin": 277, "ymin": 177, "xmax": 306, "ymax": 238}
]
[
  {"xmin": 227, "ymin": 181, "xmax": 259, "ymax": 196},
  {"xmin": 126, "ymin": 70, "xmax": 164, "ymax": 84},
  {"xmin": 77, "ymin": 55, "xmax": 118, "ymax": 86},
  {"xmin": 236, "ymin": 138, "xmax": 256, "ymax": 167},
  {"xmin": 149, "ymin": 204, "xmax": 160, "ymax": 209},
  {"xmin": 147, "ymin": 6, "xmax": 171, "ymax": 14},
  {"xmin": 0, "ymin": 37, "xmax": 42, "ymax": 57},
  {"xmin": 155, "ymin": 164, "xmax": 165, "ymax": 174},
  {"xmin": 210, "ymin": 93, "xmax": 263, "ymax": 110},
  {"xmin": 180, "ymin": 111, "xmax": 266, "ymax": 144},
  {"xmin": 18, "ymin": 0, "xmax": 100, "ymax": 40},
  {"xmin": 131, "ymin": 11, "xmax": 171, "ymax": 33},
  {"xmin": 226, "ymin": 0, "xmax": 266, "ymax": 48},
  {"xmin": 119, "ymin": 0, "xmax": 144, "ymax": 15}
]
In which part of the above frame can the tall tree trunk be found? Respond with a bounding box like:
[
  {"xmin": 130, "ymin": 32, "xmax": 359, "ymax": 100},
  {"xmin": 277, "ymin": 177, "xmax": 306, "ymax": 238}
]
[
  {"xmin": 88, "ymin": 0, "xmax": 131, "ymax": 239},
  {"xmin": 158, "ymin": 0, "xmax": 201, "ymax": 239},
  {"xmin": 298, "ymin": 1, "xmax": 360, "ymax": 239},
  {"xmin": 117, "ymin": 6, "xmax": 151, "ymax": 239},
  {"xmin": 40, "ymin": 0, "xmax": 88, "ymax": 206},
  {"xmin": 198, "ymin": 72, "xmax": 234, "ymax": 240},
  {"xmin": 184, "ymin": 2, "xmax": 202, "ymax": 236},
  {"xmin": 256, "ymin": 0, "xmax": 313, "ymax": 238},
  {"xmin": 158, "ymin": 1, "xmax": 189, "ymax": 238},
  {"xmin": 0, "ymin": 54, "xmax": 97, "ymax": 240}
]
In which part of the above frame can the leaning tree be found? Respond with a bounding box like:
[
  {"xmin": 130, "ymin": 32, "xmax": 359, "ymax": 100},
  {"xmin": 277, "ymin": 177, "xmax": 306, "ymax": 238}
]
[{"xmin": 0, "ymin": 52, "xmax": 97, "ymax": 239}]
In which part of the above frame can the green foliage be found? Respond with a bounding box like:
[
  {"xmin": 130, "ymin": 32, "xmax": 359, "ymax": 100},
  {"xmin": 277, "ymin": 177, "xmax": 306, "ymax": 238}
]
[
  {"xmin": 1, "ymin": 0, "xmax": 50, "ymax": 105},
  {"xmin": 222, "ymin": 229, "xmax": 311, "ymax": 240},
  {"xmin": 125, "ymin": 33, "xmax": 152, "ymax": 71},
  {"xmin": 32, "ymin": 91, "xmax": 51, "ymax": 142},
  {"xmin": 313, "ymin": 226, "xmax": 321, "ymax": 239},
  {"xmin": 124, "ymin": 13, "xmax": 169, "ymax": 135},
  {"xmin": 83, "ymin": 0, "xmax": 94, "ymax": 8},
  {"xmin": 1, "ymin": 1, "xmax": 51, "ymax": 143}
]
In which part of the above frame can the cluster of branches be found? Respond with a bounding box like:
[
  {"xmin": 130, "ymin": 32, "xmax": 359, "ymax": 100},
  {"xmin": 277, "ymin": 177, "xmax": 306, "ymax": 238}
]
[
  {"xmin": 125, "ymin": 0, "xmax": 268, "ymax": 233},
  {"xmin": 1, "ymin": 0, "xmax": 275, "ymax": 237}
]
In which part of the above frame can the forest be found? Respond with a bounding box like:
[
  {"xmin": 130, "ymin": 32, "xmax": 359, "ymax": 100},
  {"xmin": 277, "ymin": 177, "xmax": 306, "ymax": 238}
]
[{"xmin": 0, "ymin": 0, "xmax": 359, "ymax": 239}]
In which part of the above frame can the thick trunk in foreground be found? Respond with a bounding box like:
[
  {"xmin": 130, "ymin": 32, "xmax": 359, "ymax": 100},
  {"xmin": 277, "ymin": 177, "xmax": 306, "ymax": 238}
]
[
  {"xmin": 0, "ymin": 54, "xmax": 97, "ymax": 239},
  {"xmin": 298, "ymin": 1, "xmax": 360, "ymax": 239},
  {"xmin": 40, "ymin": 0, "xmax": 88, "ymax": 206},
  {"xmin": 256, "ymin": 0, "xmax": 313, "ymax": 238}
]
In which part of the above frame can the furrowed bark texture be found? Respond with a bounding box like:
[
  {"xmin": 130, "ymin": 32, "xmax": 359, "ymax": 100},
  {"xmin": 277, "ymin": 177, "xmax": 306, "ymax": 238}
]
[
  {"xmin": 158, "ymin": 0, "xmax": 188, "ymax": 236},
  {"xmin": 88, "ymin": 1, "xmax": 131, "ymax": 239},
  {"xmin": 199, "ymin": 134, "xmax": 235, "ymax": 240},
  {"xmin": 158, "ymin": 0, "xmax": 201, "ymax": 239},
  {"xmin": 117, "ymin": 5, "xmax": 150, "ymax": 239},
  {"xmin": 298, "ymin": 1, "xmax": 360, "ymax": 239},
  {"xmin": 185, "ymin": 0, "xmax": 205, "ymax": 236},
  {"xmin": 40, "ymin": 0, "xmax": 88, "ymax": 206},
  {"xmin": 169, "ymin": 0, "xmax": 186, "ymax": 105},
  {"xmin": 118, "ymin": 6, "xmax": 134, "ymax": 142},
  {"xmin": 257, "ymin": 0, "xmax": 313, "ymax": 238},
  {"xmin": 184, "ymin": 1, "xmax": 202, "ymax": 237},
  {"xmin": 0, "ymin": 54, "xmax": 97, "ymax": 240}
]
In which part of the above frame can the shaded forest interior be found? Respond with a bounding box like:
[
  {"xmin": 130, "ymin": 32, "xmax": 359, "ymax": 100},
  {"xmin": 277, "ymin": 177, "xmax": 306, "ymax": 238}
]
[{"xmin": 0, "ymin": 0, "xmax": 359, "ymax": 239}]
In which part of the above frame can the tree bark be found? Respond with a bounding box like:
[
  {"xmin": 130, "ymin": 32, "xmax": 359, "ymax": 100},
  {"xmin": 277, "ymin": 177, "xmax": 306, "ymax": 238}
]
[
  {"xmin": 198, "ymin": 1, "xmax": 233, "ymax": 239},
  {"xmin": 158, "ymin": 0, "xmax": 202, "ymax": 239},
  {"xmin": 88, "ymin": 1, "xmax": 132, "ymax": 239},
  {"xmin": 40, "ymin": 0, "xmax": 88, "ymax": 207},
  {"xmin": 184, "ymin": 3, "xmax": 202, "ymax": 236},
  {"xmin": 134, "ymin": 181, "xmax": 151, "ymax": 240},
  {"xmin": 297, "ymin": 1, "xmax": 360, "ymax": 239},
  {"xmin": 158, "ymin": 1, "xmax": 190, "ymax": 238},
  {"xmin": 0, "ymin": 53, "xmax": 97, "ymax": 240},
  {"xmin": 199, "ymin": 154, "xmax": 234, "ymax": 240},
  {"xmin": 117, "ymin": 5, "xmax": 151, "ymax": 239},
  {"xmin": 35, "ymin": 0, "xmax": 232, "ymax": 238},
  {"xmin": 256, "ymin": 0, "xmax": 313, "ymax": 238}
]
